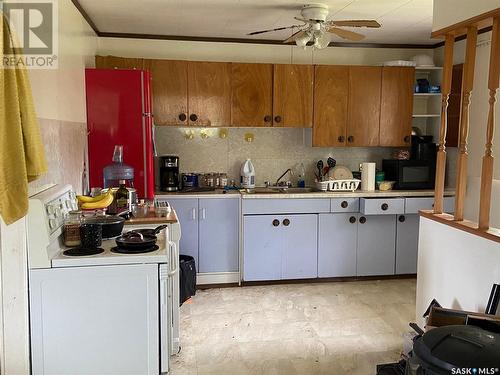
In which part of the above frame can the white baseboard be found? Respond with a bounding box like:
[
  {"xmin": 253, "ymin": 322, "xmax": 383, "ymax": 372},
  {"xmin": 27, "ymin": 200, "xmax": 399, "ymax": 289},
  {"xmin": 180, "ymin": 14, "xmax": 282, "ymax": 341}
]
[{"xmin": 197, "ymin": 272, "xmax": 239, "ymax": 285}]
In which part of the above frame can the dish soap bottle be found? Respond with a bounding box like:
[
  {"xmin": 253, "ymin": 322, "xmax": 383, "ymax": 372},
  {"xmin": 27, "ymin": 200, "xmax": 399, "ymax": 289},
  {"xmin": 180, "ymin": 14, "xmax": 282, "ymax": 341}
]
[
  {"xmin": 297, "ymin": 163, "xmax": 306, "ymax": 188},
  {"xmin": 240, "ymin": 159, "xmax": 255, "ymax": 189}
]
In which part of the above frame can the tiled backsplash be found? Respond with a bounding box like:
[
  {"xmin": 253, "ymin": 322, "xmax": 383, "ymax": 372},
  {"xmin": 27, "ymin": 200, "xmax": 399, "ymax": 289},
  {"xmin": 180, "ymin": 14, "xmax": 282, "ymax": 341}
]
[{"xmin": 155, "ymin": 127, "xmax": 396, "ymax": 186}]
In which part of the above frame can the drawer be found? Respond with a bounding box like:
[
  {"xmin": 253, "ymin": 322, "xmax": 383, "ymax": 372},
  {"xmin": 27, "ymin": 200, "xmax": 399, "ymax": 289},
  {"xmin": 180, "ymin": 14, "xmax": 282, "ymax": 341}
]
[
  {"xmin": 242, "ymin": 198, "xmax": 330, "ymax": 215},
  {"xmin": 330, "ymin": 198, "xmax": 359, "ymax": 213},
  {"xmin": 405, "ymin": 196, "xmax": 456, "ymax": 214},
  {"xmin": 360, "ymin": 198, "xmax": 405, "ymax": 215}
]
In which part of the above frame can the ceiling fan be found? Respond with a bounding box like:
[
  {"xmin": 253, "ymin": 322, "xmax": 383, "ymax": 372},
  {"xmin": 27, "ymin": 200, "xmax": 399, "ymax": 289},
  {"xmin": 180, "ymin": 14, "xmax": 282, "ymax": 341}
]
[{"xmin": 247, "ymin": 3, "xmax": 381, "ymax": 49}]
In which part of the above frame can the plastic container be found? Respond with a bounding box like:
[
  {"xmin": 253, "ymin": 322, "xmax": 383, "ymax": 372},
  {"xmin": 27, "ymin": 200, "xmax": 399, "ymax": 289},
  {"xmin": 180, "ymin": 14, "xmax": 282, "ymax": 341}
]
[
  {"xmin": 103, "ymin": 145, "xmax": 134, "ymax": 189},
  {"xmin": 240, "ymin": 159, "xmax": 255, "ymax": 189}
]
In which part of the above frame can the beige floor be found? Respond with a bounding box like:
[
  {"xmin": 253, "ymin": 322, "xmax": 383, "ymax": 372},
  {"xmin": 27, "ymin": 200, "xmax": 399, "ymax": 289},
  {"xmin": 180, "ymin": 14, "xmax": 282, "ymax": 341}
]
[{"xmin": 171, "ymin": 279, "xmax": 416, "ymax": 375}]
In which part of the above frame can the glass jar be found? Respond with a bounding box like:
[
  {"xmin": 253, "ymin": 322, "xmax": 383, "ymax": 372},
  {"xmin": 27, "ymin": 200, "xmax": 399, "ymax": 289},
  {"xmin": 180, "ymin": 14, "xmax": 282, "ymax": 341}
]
[
  {"xmin": 64, "ymin": 211, "xmax": 82, "ymax": 247},
  {"xmin": 219, "ymin": 173, "xmax": 228, "ymax": 187}
]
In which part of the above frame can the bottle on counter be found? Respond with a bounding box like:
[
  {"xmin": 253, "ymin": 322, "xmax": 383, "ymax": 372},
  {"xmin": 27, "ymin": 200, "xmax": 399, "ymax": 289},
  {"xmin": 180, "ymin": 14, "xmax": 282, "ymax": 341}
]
[
  {"xmin": 297, "ymin": 163, "xmax": 306, "ymax": 188},
  {"xmin": 64, "ymin": 211, "xmax": 82, "ymax": 247},
  {"xmin": 240, "ymin": 159, "xmax": 255, "ymax": 189},
  {"xmin": 115, "ymin": 180, "xmax": 130, "ymax": 215}
]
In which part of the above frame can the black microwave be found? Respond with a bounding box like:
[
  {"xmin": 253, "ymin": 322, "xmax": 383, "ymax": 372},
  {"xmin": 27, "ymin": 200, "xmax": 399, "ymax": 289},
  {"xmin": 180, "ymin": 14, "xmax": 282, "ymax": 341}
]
[{"xmin": 382, "ymin": 159, "xmax": 436, "ymax": 190}]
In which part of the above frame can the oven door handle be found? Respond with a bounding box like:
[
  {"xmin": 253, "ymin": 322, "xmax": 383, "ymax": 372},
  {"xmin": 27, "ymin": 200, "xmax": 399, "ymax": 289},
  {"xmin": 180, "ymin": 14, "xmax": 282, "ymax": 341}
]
[{"xmin": 168, "ymin": 241, "xmax": 178, "ymax": 276}]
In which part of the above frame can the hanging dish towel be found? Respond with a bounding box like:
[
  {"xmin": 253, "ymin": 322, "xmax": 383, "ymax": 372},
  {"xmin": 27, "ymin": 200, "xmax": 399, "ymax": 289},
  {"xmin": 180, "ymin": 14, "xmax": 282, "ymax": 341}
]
[{"xmin": 0, "ymin": 13, "xmax": 47, "ymax": 224}]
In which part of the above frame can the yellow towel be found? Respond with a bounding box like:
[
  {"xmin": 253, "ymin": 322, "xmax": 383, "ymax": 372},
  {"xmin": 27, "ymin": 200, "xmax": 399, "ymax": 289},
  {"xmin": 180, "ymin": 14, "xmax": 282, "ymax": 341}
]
[{"xmin": 0, "ymin": 12, "xmax": 48, "ymax": 224}]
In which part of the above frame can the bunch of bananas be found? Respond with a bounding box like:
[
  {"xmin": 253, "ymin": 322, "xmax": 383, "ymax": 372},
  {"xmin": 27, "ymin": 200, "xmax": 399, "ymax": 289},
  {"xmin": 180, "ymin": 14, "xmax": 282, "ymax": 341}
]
[{"xmin": 76, "ymin": 191, "xmax": 114, "ymax": 210}]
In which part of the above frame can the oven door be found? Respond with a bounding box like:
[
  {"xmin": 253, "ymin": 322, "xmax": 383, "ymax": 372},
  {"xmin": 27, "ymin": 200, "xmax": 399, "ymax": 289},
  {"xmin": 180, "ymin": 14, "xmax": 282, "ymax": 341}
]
[{"xmin": 398, "ymin": 161, "xmax": 435, "ymax": 189}]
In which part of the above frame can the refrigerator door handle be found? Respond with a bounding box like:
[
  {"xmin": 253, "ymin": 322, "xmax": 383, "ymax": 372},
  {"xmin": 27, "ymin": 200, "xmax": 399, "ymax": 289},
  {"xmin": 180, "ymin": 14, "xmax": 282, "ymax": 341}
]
[{"xmin": 168, "ymin": 241, "xmax": 178, "ymax": 276}]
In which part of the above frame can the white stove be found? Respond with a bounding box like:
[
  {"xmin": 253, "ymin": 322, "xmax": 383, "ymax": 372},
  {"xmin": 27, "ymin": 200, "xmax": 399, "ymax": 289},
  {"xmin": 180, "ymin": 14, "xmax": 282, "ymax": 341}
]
[{"xmin": 27, "ymin": 185, "xmax": 180, "ymax": 375}]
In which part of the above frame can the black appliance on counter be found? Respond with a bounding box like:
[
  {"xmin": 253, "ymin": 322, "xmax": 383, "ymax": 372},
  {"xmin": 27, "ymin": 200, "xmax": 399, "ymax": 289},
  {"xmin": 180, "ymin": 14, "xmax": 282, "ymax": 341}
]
[
  {"xmin": 159, "ymin": 156, "xmax": 180, "ymax": 192},
  {"xmin": 383, "ymin": 135, "xmax": 437, "ymax": 190}
]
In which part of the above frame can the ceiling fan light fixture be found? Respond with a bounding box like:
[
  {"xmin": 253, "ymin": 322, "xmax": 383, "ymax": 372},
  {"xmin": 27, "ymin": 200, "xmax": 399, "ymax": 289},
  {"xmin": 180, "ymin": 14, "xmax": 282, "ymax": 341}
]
[
  {"xmin": 314, "ymin": 31, "xmax": 331, "ymax": 49},
  {"xmin": 295, "ymin": 31, "xmax": 311, "ymax": 48}
]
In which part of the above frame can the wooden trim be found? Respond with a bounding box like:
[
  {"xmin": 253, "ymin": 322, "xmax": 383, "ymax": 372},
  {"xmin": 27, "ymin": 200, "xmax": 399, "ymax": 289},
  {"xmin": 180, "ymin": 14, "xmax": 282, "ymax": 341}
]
[
  {"xmin": 70, "ymin": 0, "xmax": 99, "ymax": 35},
  {"xmin": 478, "ymin": 16, "xmax": 500, "ymax": 230},
  {"xmin": 433, "ymin": 34, "xmax": 454, "ymax": 214},
  {"xmin": 420, "ymin": 210, "xmax": 500, "ymax": 244},
  {"xmin": 433, "ymin": 25, "xmax": 493, "ymax": 48},
  {"xmin": 432, "ymin": 7, "xmax": 500, "ymax": 38},
  {"xmin": 454, "ymin": 26, "xmax": 478, "ymax": 221}
]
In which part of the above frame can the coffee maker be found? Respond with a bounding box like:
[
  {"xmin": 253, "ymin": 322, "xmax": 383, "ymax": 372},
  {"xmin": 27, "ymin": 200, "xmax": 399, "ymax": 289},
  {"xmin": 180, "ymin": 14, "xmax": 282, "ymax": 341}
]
[
  {"xmin": 411, "ymin": 135, "xmax": 437, "ymax": 161},
  {"xmin": 160, "ymin": 156, "xmax": 179, "ymax": 192}
]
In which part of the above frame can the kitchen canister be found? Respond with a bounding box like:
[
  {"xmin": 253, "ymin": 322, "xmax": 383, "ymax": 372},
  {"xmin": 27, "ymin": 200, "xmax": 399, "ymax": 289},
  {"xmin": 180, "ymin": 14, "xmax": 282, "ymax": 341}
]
[{"xmin": 361, "ymin": 162, "xmax": 376, "ymax": 191}]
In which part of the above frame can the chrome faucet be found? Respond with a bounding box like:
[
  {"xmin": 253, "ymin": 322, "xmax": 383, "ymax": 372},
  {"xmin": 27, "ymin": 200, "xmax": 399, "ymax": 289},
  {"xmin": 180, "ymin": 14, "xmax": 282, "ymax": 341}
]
[{"xmin": 275, "ymin": 168, "xmax": 293, "ymax": 187}]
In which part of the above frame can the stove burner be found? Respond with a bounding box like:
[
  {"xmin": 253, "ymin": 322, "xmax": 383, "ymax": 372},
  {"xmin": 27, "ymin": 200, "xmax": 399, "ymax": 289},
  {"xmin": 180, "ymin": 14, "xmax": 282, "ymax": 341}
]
[
  {"xmin": 110, "ymin": 245, "xmax": 159, "ymax": 254},
  {"xmin": 63, "ymin": 247, "xmax": 104, "ymax": 256}
]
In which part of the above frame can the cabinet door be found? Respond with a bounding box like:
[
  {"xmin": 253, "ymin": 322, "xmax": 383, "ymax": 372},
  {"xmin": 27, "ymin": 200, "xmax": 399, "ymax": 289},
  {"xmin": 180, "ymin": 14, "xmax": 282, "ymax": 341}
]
[
  {"xmin": 147, "ymin": 59, "xmax": 188, "ymax": 126},
  {"xmin": 165, "ymin": 198, "xmax": 199, "ymax": 267},
  {"xmin": 198, "ymin": 198, "xmax": 239, "ymax": 273},
  {"xmin": 313, "ymin": 65, "xmax": 349, "ymax": 147},
  {"xmin": 347, "ymin": 66, "xmax": 382, "ymax": 147},
  {"xmin": 357, "ymin": 214, "xmax": 396, "ymax": 276},
  {"xmin": 243, "ymin": 215, "xmax": 282, "ymax": 281},
  {"xmin": 273, "ymin": 64, "xmax": 314, "ymax": 128},
  {"xmin": 318, "ymin": 213, "xmax": 357, "ymax": 277},
  {"xmin": 281, "ymin": 214, "xmax": 318, "ymax": 279},
  {"xmin": 95, "ymin": 56, "xmax": 144, "ymax": 70},
  {"xmin": 379, "ymin": 67, "xmax": 415, "ymax": 147},
  {"xmin": 231, "ymin": 63, "xmax": 273, "ymax": 127},
  {"xmin": 395, "ymin": 214, "xmax": 419, "ymax": 274},
  {"xmin": 187, "ymin": 62, "xmax": 231, "ymax": 127}
]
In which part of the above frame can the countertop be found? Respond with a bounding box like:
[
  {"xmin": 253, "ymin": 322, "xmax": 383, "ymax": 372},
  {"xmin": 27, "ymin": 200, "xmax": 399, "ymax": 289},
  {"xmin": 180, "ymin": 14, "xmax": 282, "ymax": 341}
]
[
  {"xmin": 125, "ymin": 210, "xmax": 178, "ymax": 225},
  {"xmin": 155, "ymin": 189, "xmax": 455, "ymax": 199}
]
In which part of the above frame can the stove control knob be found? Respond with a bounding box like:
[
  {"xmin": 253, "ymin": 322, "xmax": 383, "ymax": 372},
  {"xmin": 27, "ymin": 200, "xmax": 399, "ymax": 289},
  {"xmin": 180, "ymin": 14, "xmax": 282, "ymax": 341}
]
[
  {"xmin": 55, "ymin": 207, "xmax": 62, "ymax": 217},
  {"xmin": 46, "ymin": 205, "xmax": 55, "ymax": 215},
  {"xmin": 49, "ymin": 219, "xmax": 56, "ymax": 229},
  {"xmin": 65, "ymin": 200, "xmax": 72, "ymax": 209}
]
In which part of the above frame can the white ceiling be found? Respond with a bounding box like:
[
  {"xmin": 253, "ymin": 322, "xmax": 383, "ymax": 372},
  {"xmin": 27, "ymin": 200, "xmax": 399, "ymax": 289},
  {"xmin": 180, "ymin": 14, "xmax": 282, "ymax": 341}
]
[{"xmin": 79, "ymin": 0, "xmax": 435, "ymax": 45}]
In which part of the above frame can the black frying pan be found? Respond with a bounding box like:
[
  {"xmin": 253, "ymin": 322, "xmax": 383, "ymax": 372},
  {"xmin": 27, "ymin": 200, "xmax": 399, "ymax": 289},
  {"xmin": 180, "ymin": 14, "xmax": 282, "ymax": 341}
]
[
  {"xmin": 115, "ymin": 231, "xmax": 157, "ymax": 250},
  {"xmin": 130, "ymin": 225, "xmax": 168, "ymax": 237}
]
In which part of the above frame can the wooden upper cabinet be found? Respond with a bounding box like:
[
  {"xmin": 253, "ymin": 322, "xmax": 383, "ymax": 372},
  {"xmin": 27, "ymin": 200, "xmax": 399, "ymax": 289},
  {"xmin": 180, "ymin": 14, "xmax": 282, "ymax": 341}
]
[
  {"xmin": 187, "ymin": 61, "xmax": 231, "ymax": 127},
  {"xmin": 313, "ymin": 65, "xmax": 349, "ymax": 147},
  {"xmin": 231, "ymin": 63, "xmax": 273, "ymax": 127},
  {"xmin": 95, "ymin": 56, "xmax": 144, "ymax": 70},
  {"xmin": 146, "ymin": 59, "xmax": 188, "ymax": 126},
  {"xmin": 273, "ymin": 64, "xmax": 314, "ymax": 127},
  {"xmin": 347, "ymin": 66, "xmax": 382, "ymax": 147},
  {"xmin": 379, "ymin": 67, "xmax": 415, "ymax": 147}
]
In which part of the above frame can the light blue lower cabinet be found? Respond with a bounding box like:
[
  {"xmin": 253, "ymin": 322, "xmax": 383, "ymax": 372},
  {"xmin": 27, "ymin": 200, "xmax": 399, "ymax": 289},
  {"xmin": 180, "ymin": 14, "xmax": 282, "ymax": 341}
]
[
  {"xmin": 395, "ymin": 214, "xmax": 419, "ymax": 274},
  {"xmin": 318, "ymin": 213, "xmax": 358, "ymax": 278},
  {"xmin": 243, "ymin": 214, "xmax": 318, "ymax": 281},
  {"xmin": 243, "ymin": 215, "xmax": 283, "ymax": 281},
  {"xmin": 281, "ymin": 214, "xmax": 318, "ymax": 280},
  {"xmin": 198, "ymin": 198, "xmax": 239, "ymax": 273},
  {"xmin": 357, "ymin": 214, "xmax": 397, "ymax": 276},
  {"xmin": 163, "ymin": 198, "xmax": 199, "ymax": 267}
]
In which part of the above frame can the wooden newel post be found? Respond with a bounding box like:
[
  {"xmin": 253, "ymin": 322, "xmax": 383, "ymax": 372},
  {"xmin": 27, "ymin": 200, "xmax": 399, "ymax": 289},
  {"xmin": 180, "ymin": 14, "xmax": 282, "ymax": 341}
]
[
  {"xmin": 478, "ymin": 17, "xmax": 500, "ymax": 230},
  {"xmin": 434, "ymin": 34, "xmax": 455, "ymax": 214},
  {"xmin": 454, "ymin": 27, "xmax": 478, "ymax": 221}
]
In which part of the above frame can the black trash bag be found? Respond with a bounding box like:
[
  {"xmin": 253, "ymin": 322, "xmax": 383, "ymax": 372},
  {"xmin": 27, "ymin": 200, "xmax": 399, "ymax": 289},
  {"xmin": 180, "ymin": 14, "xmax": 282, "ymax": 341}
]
[{"xmin": 179, "ymin": 255, "xmax": 196, "ymax": 306}]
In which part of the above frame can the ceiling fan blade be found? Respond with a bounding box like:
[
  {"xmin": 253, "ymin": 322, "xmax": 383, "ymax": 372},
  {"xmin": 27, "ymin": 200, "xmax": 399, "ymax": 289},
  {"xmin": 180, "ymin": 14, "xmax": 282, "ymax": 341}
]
[
  {"xmin": 327, "ymin": 20, "xmax": 381, "ymax": 28},
  {"xmin": 283, "ymin": 30, "xmax": 305, "ymax": 44},
  {"xmin": 247, "ymin": 25, "xmax": 300, "ymax": 36},
  {"xmin": 327, "ymin": 27, "xmax": 366, "ymax": 41}
]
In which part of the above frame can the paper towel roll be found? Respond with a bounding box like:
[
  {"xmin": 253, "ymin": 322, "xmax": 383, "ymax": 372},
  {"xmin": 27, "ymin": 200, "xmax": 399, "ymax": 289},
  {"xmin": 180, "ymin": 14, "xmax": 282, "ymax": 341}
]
[{"xmin": 361, "ymin": 162, "xmax": 376, "ymax": 191}]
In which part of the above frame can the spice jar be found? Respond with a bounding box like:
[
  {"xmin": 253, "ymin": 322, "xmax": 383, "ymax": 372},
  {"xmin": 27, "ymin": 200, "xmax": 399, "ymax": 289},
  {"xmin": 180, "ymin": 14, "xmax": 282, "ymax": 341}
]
[
  {"xmin": 64, "ymin": 211, "xmax": 82, "ymax": 247},
  {"xmin": 219, "ymin": 173, "xmax": 228, "ymax": 187}
]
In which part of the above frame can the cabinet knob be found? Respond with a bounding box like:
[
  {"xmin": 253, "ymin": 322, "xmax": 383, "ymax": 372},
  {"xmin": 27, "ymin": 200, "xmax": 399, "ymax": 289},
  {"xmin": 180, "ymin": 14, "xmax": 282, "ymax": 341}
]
[
  {"xmin": 272, "ymin": 219, "xmax": 280, "ymax": 227},
  {"xmin": 404, "ymin": 135, "xmax": 411, "ymax": 143},
  {"xmin": 283, "ymin": 218, "xmax": 290, "ymax": 226},
  {"xmin": 274, "ymin": 115, "xmax": 282, "ymax": 123},
  {"xmin": 189, "ymin": 114, "xmax": 198, "ymax": 122},
  {"xmin": 349, "ymin": 216, "xmax": 356, "ymax": 224},
  {"xmin": 338, "ymin": 135, "xmax": 345, "ymax": 143},
  {"xmin": 341, "ymin": 201, "xmax": 348, "ymax": 209},
  {"xmin": 381, "ymin": 203, "xmax": 389, "ymax": 211},
  {"xmin": 359, "ymin": 216, "xmax": 366, "ymax": 224},
  {"xmin": 399, "ymin": 215, "xmax": 406, "ymax": 222},
  {"xmin": 264, "ymin": 115, "xmax": 272, "ymax": 123},
  {"xmin": 178, "ymin": 113, "xmax": 187, "ymax": 122},
  {"xmin": 347, "ymin": 136, "xmax": 354, "ymax": 143}
]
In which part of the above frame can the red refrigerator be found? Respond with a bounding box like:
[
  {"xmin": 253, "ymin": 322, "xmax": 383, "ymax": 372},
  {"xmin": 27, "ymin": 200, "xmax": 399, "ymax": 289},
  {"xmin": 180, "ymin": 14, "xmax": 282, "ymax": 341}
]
[{"xmin": 85, "ymin": 68, "xmax": 154, "ymax": 199}]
